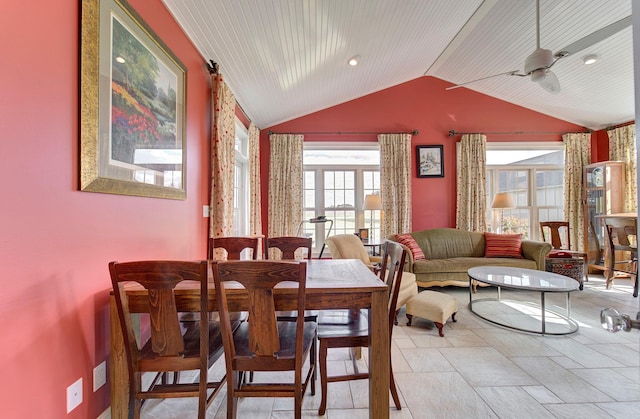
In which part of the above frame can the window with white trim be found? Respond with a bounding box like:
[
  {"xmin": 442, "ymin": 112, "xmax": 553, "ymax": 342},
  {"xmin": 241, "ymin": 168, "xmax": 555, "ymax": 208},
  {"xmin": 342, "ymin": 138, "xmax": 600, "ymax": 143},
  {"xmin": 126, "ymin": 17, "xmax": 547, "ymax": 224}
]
[
  {"xmin": 233, "ymin": 119, "xmax": 249, "ymax": 236},
  {"xmin": 486, "ymin": 143, "xmax": 564, "ymax": 240},
  {"xmin": 303, "ymin": 143, "xmax": 380, "ymax": 256}
]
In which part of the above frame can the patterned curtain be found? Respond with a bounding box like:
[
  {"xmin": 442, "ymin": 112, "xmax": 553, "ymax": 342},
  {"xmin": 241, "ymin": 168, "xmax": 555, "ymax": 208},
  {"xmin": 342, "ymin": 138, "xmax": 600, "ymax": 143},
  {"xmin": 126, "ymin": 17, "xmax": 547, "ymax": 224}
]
[
  {"xmin": 563, "ymin": 132, "xmax": 591, "ymax": 251},
  {"xmin": 248, "ymin": 122, "xmax": 263, "ymax": 256},
  {"xmin": 456, "ymin": 134, "xmax": 486, "ymax": 232},
  {"xmin": 268, "ymin": 134, "xmax": 304, "ymax": 239},
  {"xmin": 378, "ymin": 133, "xmax": 412, "ymax": 238},
  {"xmin": 608, "ymin": 124, "xmax": 637, "ymax": 212},
  {"xmin": 209, "ymin": 74, "xmax": 236, "ymax": 258}
]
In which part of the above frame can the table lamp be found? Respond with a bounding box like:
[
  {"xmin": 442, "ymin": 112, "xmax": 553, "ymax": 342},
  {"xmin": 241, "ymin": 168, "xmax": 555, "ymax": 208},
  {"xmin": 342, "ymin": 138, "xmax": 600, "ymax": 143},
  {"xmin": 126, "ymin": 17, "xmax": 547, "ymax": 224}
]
[
  {"xmin": 491, "ymin": 192, "xmax": 514, "ymax": 233},
  {"xmin": 363, "ymin": 194, "xmax": 382, "ymax": 242}
]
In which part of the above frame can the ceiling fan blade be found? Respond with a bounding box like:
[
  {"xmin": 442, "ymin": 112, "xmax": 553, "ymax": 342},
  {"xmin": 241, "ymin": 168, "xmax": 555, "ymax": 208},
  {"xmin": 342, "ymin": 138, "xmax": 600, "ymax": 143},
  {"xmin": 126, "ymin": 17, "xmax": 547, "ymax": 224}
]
[
  {"xmin": 445, "ymin": 70, "xmax": 520, "ymax": 90},
  {"xmin": 537, "ymin": 70, "xmax": 560, "ymax": 94},
  {"xmin": 555, "ymin": 15, "xmax": 631, "ymax": 58}
]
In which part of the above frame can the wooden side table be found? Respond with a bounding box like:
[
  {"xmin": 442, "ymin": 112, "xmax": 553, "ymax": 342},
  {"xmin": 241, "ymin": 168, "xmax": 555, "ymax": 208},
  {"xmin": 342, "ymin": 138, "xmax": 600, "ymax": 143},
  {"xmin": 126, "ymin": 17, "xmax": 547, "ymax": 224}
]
[{"xmin": 363, "ymin": 241, "xmax": 383, "ymax": 256}]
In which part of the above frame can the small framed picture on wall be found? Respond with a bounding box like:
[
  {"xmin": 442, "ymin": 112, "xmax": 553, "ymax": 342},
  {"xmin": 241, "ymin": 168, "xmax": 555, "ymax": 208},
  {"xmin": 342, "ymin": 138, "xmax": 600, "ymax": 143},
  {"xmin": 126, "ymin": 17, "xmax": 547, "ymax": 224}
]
[{"xmin": 416, "ymin": 145, "xmax": 444, "ymax": 178}]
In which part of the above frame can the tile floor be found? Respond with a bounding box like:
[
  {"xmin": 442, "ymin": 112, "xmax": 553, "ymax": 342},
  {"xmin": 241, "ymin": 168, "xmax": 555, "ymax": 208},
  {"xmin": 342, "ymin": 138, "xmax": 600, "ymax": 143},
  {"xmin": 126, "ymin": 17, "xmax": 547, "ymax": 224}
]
[{"xmin": 139, "ymin": 274, "xmax": 639, "ymax": 418}]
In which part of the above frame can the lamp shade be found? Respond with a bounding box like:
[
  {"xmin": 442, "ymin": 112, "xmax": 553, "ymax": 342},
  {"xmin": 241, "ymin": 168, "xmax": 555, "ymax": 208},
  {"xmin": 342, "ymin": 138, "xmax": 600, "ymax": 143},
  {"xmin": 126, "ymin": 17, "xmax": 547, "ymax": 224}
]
[
  {"xmin": 363, "ymin": 194, "xmax": 382, "ymax": 211},
  {"xmin": 491, "ymin": 193, "xmax": 515, "ymax": 209}
]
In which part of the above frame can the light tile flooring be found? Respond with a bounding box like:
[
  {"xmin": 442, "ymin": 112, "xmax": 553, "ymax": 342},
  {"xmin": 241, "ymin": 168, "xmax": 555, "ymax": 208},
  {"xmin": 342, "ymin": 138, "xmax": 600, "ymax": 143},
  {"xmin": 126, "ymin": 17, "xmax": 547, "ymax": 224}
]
[{"xmin": 139, "ymin": 274, "xmax": 639, "ymax": 418}]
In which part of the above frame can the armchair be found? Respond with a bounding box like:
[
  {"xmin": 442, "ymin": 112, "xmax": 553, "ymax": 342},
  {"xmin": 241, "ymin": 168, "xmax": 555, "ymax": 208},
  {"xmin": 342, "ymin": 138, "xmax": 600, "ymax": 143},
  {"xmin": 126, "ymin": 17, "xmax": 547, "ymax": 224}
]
[{"xmin": 325, "ymin": 234, "xmax": 418, "ymax": 316}]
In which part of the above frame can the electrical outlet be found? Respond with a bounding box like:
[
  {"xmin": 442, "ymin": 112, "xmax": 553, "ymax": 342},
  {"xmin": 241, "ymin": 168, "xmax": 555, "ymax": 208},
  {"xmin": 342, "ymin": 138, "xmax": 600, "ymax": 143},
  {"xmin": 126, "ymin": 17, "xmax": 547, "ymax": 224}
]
[
  {"xmin": 93, "ymin": 361, "xmax": 106, "ymax": 392},
  {"xmin": 67, "ymin": 377, "xmax": 83, "ymax": 413},
  {"xmin": 202, "ymin": 205, "xmax": 210, "ymax": 217}
]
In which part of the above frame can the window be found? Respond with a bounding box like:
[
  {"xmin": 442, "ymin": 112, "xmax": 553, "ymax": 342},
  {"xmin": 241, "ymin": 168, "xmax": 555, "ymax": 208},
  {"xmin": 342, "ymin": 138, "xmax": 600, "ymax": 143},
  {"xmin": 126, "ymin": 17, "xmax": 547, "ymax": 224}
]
[
  {"xmin": 303, "ymin": 143, "xmax": 380, "ymax": 255},
  {"xmin": 486, "ymin": 143, "xmax": 564, "ymax": 240},
  {"xmin": 233, "ymin": 119, "xmax": 249, "ymax": 236}
]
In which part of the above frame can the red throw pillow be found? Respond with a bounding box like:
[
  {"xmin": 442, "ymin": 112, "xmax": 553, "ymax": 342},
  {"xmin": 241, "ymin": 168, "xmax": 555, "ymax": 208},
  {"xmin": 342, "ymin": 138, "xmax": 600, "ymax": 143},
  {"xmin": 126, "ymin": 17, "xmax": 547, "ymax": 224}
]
[
  {"xmin": 484, "ymin": 232, "xmax": 524, "ymax": 258},
  {"xmin": 394, "ymin": 234, "xmax": 426, "ymax": 261}
]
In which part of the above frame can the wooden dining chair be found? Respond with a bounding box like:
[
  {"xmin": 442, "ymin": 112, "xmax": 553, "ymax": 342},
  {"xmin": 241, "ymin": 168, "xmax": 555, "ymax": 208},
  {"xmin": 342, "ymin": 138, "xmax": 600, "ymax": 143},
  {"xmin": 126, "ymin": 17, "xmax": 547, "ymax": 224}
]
[
  {"xmin": 211, "ymin": 260, "xmax": 317, "ymax": 419},
  {"xmin": 540, "ymin": 221, "xmax": 588, "ymax": 285},
  {"xmin": 316, "ymin": 241, "xmax": 406, "ymax": 415},
  {"xmin": 109, "ymin": 260, "xmax": 238, "ymax": 419},
  {"xmin": 264, "ymin": 236, "xmax": 312, "ymax": 260},
  {"xmin": 265, "ymin": 236, "xmax": 316, "ymax": 322},
  {"xmin": 209, "ymin": 236, "xmax": 259, "ymax": 260},
  {"xmin": 603, "ymin": 217, "xmax": 639, "ymax": 297}
]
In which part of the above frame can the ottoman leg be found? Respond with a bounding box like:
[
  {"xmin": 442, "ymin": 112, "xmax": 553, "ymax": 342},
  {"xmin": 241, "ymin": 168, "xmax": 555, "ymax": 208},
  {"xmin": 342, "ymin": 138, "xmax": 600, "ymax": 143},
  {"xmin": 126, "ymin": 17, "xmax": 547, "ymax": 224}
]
[
  {"xmin": 406, "ymin": 313, "xmax": 413, "ymax": 326},
  {"xmin": 435, "ymin": 322, "xmax": 445, "ymax": 337},
  {"xmin": 452, "ymin": 312, "xmax": 457, "ymax": 322}
]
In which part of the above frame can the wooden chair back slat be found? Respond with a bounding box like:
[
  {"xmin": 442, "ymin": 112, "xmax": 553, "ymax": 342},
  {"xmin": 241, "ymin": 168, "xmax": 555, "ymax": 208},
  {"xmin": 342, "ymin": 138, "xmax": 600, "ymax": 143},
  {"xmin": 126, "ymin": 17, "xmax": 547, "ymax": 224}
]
[
  {"xmin": 540, "ymin": 221, "xmax": 571, "ymax": 249},
  {"xmin": 265, "ymin": 236, "xmax": 312, "ymax": 260},
  {"xmin": 210, "ymin": 237, "xmax": 259, "ymax": 260}
]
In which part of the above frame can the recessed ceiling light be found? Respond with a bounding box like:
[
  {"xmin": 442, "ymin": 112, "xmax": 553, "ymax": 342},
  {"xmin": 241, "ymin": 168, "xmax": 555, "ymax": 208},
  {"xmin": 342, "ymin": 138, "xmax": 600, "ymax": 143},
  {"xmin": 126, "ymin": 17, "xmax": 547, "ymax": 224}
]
[
  {"xmin": 348, "ymin": 55, "xmax": 360, "ymax": 66},
  {"xmin": 583, "ymin": 54, "xmax": 598, "ymax": 65}
]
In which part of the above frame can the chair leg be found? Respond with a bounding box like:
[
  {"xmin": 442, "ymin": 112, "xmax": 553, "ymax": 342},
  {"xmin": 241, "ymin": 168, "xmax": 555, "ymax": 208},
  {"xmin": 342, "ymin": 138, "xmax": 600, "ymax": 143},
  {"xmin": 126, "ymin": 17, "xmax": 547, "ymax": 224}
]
[
  {"xmin": 406, "ymin": 313, "xmax": 414, "ymax": 326},
  {"xmin": 294, "ymin": 393, "xmax": 303, "ymax": 419},
  {"xmin": 227, "ymin": 372, "xmax": 240, "ymax": 419},
  {"xmin": 133, "ymin": 399, "xmax": 142, "ymax": 419},
  {"xmin": 310, "ymin": 337, "xmax": 317, "ymax": 396},
  {"xmin": 318, "ymin": 342, "xmax": 328, "ymax": 416},
  {"xmin": 389, "ymin": 361, "xmax": 401, "ymax": 410},
  {"xmin": 197, "ymin": 369, "xmax": 207, "ymax": 419}
]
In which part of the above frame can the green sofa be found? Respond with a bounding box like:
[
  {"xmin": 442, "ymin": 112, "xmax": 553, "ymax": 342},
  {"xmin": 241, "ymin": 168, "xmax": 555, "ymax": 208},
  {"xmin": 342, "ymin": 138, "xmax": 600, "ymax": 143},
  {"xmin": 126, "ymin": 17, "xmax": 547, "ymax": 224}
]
[{"xmin": 390, "ymin": 228, "xmax": 552, "ymax": 289}]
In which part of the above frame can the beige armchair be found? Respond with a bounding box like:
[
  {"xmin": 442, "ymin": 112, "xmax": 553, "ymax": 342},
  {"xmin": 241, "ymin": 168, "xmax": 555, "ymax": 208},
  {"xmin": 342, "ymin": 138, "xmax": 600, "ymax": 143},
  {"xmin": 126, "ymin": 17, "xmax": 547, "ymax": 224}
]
[
  {"xmin": 325, "ymin": 235, "xmax": 418, "ymax": 317},
  {"xmin": 325, "ymin": 234, "xmax": 382, "ymax": 269}
]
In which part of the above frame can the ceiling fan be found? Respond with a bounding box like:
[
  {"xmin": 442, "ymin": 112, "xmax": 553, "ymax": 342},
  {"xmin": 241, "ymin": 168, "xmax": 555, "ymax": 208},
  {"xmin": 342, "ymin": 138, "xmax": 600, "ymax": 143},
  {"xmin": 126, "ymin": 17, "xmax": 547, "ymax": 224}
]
[{"xmin": 446, "ymin": 0, "xmax": 631, "ymax": 94}]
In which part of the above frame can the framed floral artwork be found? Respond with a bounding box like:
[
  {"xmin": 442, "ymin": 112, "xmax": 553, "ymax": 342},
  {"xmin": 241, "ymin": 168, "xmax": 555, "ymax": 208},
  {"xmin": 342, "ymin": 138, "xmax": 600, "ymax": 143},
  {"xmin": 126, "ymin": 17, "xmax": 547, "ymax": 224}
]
[
  {"xmin": 80, "ymin": 0, "xmax": 186, "ymax": 199},
  {"xmin": 416, "ymin": 145, "xmax": 444, "ymax": 178}
]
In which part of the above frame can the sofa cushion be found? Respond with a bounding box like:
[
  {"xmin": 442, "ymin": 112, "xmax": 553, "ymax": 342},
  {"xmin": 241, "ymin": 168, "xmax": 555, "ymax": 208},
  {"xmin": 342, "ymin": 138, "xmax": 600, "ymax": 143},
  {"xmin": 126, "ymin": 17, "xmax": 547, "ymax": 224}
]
[
  {"xmin": 412, "ymin": 257, "xmax": 536, "ymax": 274},
  {"xmin": 395, "ymin": 234, "xmax": 426, "ymax": 261},
  {"xmin": 484, "ymin": 232, "xmax": 524, "ymax": 258},
  {"xmin": 411, "ymin": 228, "xmax": 486, "ymax": 259}
]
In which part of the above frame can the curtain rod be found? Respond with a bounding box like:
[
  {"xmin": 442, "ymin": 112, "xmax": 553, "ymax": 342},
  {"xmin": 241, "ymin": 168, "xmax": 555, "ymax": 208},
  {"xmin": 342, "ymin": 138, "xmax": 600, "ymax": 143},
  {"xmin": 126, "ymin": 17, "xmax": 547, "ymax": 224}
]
[
  {"xmin": 448, "ymin": 129, "xmax": 589, "ymax": 137},
  {"xmin": 207, "ymin": 59, "xmax": 253, "ymax": 126},
  {"xmin": 604, "ymin": 121, "xmax": 635, "ymax": 131},
  {"xmin": 268, "ymin": 130, "xmax": 419, "ymax": 136}
]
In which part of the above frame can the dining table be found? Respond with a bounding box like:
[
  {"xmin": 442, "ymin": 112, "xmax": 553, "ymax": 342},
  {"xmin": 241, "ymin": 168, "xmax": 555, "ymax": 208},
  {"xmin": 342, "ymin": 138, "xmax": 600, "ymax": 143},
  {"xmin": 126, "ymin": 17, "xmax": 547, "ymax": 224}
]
[{"xmin": 109, "ymin": 258, "xmax": 390, "ymax": 418}]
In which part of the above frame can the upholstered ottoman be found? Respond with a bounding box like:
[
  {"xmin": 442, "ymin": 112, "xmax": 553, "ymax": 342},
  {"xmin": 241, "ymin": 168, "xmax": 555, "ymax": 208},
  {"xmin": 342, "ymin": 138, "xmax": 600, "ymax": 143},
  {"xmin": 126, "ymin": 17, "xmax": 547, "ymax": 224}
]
[{"xmin": 405, "ymin": 291, "xmax": 458, "ymax": 337}]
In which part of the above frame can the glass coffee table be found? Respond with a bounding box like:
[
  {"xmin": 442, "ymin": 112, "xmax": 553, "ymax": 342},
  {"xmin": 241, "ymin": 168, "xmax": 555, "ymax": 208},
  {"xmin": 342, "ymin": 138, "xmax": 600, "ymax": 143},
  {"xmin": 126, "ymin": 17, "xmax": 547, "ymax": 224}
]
[{"xmin": 468, "ymin": 266, "xmax": 579, "ymax": 335}]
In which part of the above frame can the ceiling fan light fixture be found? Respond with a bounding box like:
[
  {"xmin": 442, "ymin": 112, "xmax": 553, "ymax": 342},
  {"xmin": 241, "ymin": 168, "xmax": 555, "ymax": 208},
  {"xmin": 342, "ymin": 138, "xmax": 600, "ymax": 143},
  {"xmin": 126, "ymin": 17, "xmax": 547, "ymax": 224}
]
[
  {"xmin": 537, "ymin": 70, "xmax": 561, "ymax": 94},
  {"xmin": 583, "ymin": 54, "xmax": 599, "ymax": 65},
  {"xmin": 530, "ymin": 68, "xmax": 547, "ymax": 83},
  {"xmin": 524, "ymin": 48, "xmax": 554, "ymax": 75}
]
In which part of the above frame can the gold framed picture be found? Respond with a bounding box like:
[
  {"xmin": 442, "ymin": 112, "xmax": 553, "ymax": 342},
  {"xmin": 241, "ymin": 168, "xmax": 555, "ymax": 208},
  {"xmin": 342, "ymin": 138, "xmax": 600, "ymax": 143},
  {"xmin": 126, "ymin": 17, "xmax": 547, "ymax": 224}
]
[{"xmin": 80, "ymin": 0, "xmax": 186, "ymax": 199}]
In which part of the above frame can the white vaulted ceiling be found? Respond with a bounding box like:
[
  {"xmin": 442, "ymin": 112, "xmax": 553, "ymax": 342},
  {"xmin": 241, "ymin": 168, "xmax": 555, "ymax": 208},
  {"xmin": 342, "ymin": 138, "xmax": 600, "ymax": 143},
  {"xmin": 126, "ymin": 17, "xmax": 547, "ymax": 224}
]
[{"xmin": 162, "ymin": 0, "xmax": 633, "ymax": 130}]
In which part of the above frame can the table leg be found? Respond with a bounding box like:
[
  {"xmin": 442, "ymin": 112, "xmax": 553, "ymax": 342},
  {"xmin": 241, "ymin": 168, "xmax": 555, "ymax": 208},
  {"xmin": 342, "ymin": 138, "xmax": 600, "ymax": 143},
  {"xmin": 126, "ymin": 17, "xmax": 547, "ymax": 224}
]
[
  {"xmin": 110, "ymin": 295, "xmax": 129, "ymax": 418},
  {"xmin": 566, "ymin": 292, "xmax": 571, "ymax": 318},
  {"xmin": 541, "ymin": 292, "xmax": 546, "ymax": 335},
  {"xmin": 368, "ymin": 288, "xmax": 389, "ymax": 418}
]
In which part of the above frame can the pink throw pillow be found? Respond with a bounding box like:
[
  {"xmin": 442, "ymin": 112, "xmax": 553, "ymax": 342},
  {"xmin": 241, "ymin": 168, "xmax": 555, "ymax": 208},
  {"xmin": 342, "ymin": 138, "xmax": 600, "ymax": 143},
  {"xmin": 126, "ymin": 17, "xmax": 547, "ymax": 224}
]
[
  {"xmin": 484, "ymin": 232, "xmax": 524, "ymax": 258},
  {"xmin": 394, "ymin": 234, "xmax": 426, "ymax": 261}
]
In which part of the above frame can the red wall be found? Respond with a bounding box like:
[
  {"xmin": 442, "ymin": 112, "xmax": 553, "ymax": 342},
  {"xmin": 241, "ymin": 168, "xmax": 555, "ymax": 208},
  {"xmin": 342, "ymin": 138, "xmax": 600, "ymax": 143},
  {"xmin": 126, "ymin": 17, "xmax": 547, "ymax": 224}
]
[
  {"xmin": 0, "ymin": 0, "xmax": 210, "ymax": 417},
  {"xmin": 262, "ymin": 76, "xmax": 586, "ymax": 231}
]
